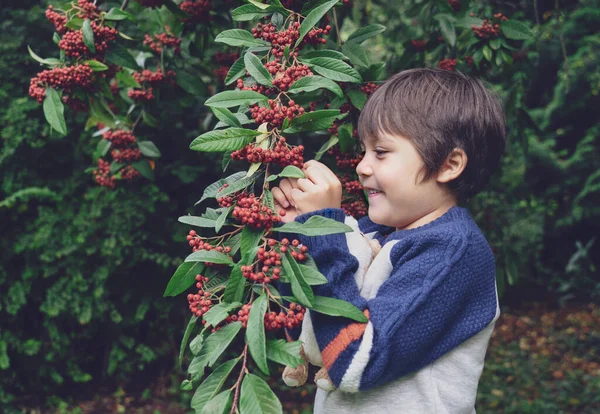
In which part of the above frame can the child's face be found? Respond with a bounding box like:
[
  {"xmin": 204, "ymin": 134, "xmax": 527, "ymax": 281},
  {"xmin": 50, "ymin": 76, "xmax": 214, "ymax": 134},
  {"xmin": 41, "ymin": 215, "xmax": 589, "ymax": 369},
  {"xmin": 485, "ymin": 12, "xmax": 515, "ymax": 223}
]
[{"xmin": 356, "ymin": 132, "xmax": 450, "ymax": 230}]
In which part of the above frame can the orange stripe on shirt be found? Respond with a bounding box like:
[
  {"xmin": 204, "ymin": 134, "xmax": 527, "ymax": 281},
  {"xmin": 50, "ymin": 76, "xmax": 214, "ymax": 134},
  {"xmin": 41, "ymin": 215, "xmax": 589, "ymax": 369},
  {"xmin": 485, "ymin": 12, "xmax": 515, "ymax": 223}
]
[{"xmin": 321, "ymin": 309, "xmax": 370, "ymax": 370}]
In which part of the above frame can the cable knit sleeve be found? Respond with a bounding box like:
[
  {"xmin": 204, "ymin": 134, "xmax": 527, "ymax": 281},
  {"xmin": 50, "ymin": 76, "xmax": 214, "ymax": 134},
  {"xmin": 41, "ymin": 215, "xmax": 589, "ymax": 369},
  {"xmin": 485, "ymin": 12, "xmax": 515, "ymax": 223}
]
[{"xmin": 293, "ymin": 208, "xmax": 498, "ymax": 393}]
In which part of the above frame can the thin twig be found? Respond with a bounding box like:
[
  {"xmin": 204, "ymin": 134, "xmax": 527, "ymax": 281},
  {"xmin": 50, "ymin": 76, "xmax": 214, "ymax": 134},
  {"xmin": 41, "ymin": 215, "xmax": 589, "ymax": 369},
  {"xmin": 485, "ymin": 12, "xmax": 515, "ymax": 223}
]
[
  {"xmin": 333, "ymin": 9, "xmax": 342, "ymax": 47},
  {"xmin": 230, "ymin": 344, "xmax": 249, "ymax": 414}
]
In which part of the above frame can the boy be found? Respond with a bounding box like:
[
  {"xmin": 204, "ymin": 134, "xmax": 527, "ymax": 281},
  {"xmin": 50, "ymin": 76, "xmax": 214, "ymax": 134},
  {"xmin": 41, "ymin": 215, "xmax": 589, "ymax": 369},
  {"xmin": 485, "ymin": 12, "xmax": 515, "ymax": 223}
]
[{"xmin": 272, "ymin": 68, "xmax": 506, "ymax": 413}]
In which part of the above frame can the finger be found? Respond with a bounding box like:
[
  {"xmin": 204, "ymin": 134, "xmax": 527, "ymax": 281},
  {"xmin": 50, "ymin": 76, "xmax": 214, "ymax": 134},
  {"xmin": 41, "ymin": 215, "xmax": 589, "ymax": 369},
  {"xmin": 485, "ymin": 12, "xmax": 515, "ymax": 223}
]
[
  {"xmin": 296, "ymin": 177, "xmax": 317, "ymax": 192},
  {"xmin": 279, "ymin": 179, "xmax": 298, "ymax": 206},
  {"xmin": 271, "ymin": 186, "xmax": 290, "ymax": 208},
  {"xmin": 306, "ymin": 161, "xmax": 339, "ymax": 186},
  {"xmin": 290, "ymin": 188, "xmax": 305, "ymax": 206}
]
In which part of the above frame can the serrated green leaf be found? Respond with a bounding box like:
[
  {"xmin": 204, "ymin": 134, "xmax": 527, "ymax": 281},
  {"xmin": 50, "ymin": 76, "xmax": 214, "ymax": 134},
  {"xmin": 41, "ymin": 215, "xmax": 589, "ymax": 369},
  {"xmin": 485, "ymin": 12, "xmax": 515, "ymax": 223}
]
[
  {"xmin": 185, "ymin": 250, "xmax": 234, "ymax": 265},
  {"xmin": 266, "ymin": 339, "xmax": 303, "ymax": 367},
  {"xmin": 282, "ymin": 253, "xmax": 314, "ymax": 307},
  {"xmin": 301, "ymin": 57, "xmax": 362, "ymax": 83},
  {"xmin": 212, "ymin": 107, "xmax": 242, "ymax": 128},
  {"xmin": 295, "ymin": 0, "xmax": 338, "ymax": 48},
  {"xmin": 200, "ymin": 390, "xmax": 232, "ymax": 414},
  {"xmin": 82, "ymin": 19, "xmax": 96, "ymax": 53},
  {"xmin": 179, "ymin": 315, "xmax": 198, "ymax": 368},
  {"xmin": 164, "ymin": 261, "xmax": 205, "ymax": 297},
  {"xmin": 224, "ymin": 57, "xmax": 247, "ymax": 85},
  {"xmin": 346, "ymin": 24, "xmax": 386, "ymax": 44},
  {"xmin": 204, "ymin": 91, "xmax": 268, "ymax": 108},
  {"xmin": 273, "ymin": 215, "xmax": 353, "ymax": 236},
  {"xmin": 342, "ymin": 42, "xmax": 370, "ymax": 67},
  {"xmin": 191, "ymin": 358, "xmax": 240, "ymax": 413},
  {"xmin": 191, "ymin": 323, "xmax": 242, "ymax": 374},
  {"xmin": 283, "ymin": 109, "xmax": 344, "ymax": 134},
  {"xmin": 215, "ymin": 29, "xmax": 269, "ymax": 47},
  {"xmin": 137, "ymin": 141, "xmax": 161, "ymax": 158},
  {"xmin": 203, "ymin": 302, "xmax": 243, "ymax": 328},
  {"xmin": 43, "ymin": 87, "xmax": 67, "ymax": 135},
  {"xmin": 501, "ymin": 20, "xmax": 535, "ymax": 41},
  {"xmin": 246, "ymin": 293, "xmax": 269, "ymax": 375},
  {"xmin": 240, "ymin": 373, "xmax": 283, "ymax": 414},
  {"xmin": 244, "ymin": 52, "xmax": 272, "ymax": 86},
  {"xmin": 263, "ymin": 189, "xmax": 275, "ymax": 211},
  {"xmin": 287, "ymin": 75, "xmax": 344, "ymax": 97},
  {"xmin": 190, "ymin": 128, "xmax": 261, "ymax": 152}
]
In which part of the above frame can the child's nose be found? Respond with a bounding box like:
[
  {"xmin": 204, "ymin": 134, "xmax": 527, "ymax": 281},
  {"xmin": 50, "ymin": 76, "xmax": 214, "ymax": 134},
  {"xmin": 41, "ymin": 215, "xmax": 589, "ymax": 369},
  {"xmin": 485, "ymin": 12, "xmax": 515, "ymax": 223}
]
[{"xmin": 356, "ymin": 158, "xmax": 372, "ymax": 177}]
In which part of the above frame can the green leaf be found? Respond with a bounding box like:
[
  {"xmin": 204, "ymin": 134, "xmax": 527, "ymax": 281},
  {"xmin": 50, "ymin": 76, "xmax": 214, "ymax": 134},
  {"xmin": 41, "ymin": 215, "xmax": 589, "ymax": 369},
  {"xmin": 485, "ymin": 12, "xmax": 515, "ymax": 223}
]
[
  {"xmin": 287, "ymin": 75, "xmax": 344, "ymax": 97},
  {"xmin": 309, "ymin": 295, "xmax": 367, "ymax": 322},
  {"xmin": 131, "ymin": 160, "xmax": 154, "ymax": 180},
  {"xmin": 489, "ymin": 38, "xmax": 502, "ymax": 50},
  {"xmin": 224, "ymin": 57, "xmax": 247, "ymax": 86},
  {"xmin": 178, "ymin": 215, "xmax": 217, "ymax": 228},
  {"xmin": 104, "ymin": 8, "xmax": 134, "ymax": 21},
  {"xmin": 216, "ymin": 175, "xmax": 256, "ymax": 197},
  {"xmin": 196, "ymin": 171, "xmax": 247, "ymax": 205},
  {"xmin": 266, "ymin": 339, "xmax": 303, "ymax": 367},
  {"xmin": 65, "ymin": 18, "xmax": 83, "ymax": 30},
  {"xmin": 272, "ymin": 215, "xmax": 353, "ymax": 236},
  {"xmin": 43, "ymin": 87, "xmax": 67, "ymax": 135},
  {"xmin": 266, "ymin": 165, "xmax": 306, "ymax": 181},
  {"xmin": 483, "ymin": 45, "xmax": 493, "ymax": 62},
  {"xmin": 179, "ymin": 316, "xmax": 199, "ymax": 368},
  {"xmin": 298, "ymin": 264, "xmax": 328, "ymax": 285},
  {"xmin": 116, "ymin": 70, "xmax": 140, "ymax": 88},
  {"xmin": 191, "ymin": 358, "xmax": 240, "ymax": 413},
  {"xmin": 185, "ymin": 250, "xmax": 234, "ymax": 265},
  {"xmin": 212, "ymin": 107, "xmax": 242, "ymax": 128},
  {"xmin": 282, "ymin": 109, "xmax": 344, "ymax": 134},
  {"xmin": 231, "ymin": 4, "xmax": 274, "ymax": 21},
  {"xmin": 282, "ymin": 253, "xmax": 314, "ymax": 307},
  {"xmin": 215, "ymin": 29, "xmax": 269, "ymax": 47},
  {"xmin": 105, "ymin": 44, "xmax": 139, "ymax": 69},
  {"xmin": 203, "ymin": 302, "xmax": 243, "ymax": 328},
  {"xmin": 302, "ymin": 49, "xmax": 349, "ymax": 60},
  {"xmin": 97, "ymin": 138, "xmax": 112, "ymax": 158},
  {"xmin": 455, "ymin": 16, "xmax": 484, "ymax": 29},
  {"xmin": 164, "ymin": 262, "xmax": 205, "ymax": 297},
  {"xmin": 244, "ymin": 52, "xmax": 272, "ymax": 86},
  {"xmin": 240, "ymin": 373, "xmax": 283, "ymax": 414},
  {"xmin": 110, "ymin": 162, "xmax": 124, "ymax": 174},
  {"xmin": 346, "ymin": 89, "xmax": 367, "ymax": 110},
  {"xmin": 164, "ymin": 0, "xmax": 190, "ymax": 18},
  {"xmin": 263, "ymin": 189, "xmax": 276, "ymax": 211},
  {"xmin": 180, "ymin": 379, "xmax": 193, "ymax": 391},
  {"xmin": 315, "ymin": 136, "xmax": 338, "ymax": 160},
  {"xmin": 137, "ymin": 141, "xmax": 161, "ymax": 158},
  {"xmin": 500, "ymin": 49, "xmax": 513, "ymax": 65},
  {"xmin": 176, "ymin": 71, "xmax": 205, "ymax": 96},
  {"xmin": 501, "ymin": 20, "xmax": 535, "ymax": 41},
  {"xmin": 437, "ymin": 15, "xmax": 456, "ymax": 47},
  {"xmin": 190, "ymin": 128, "xmax": 261, "ymax": 153},
  {"xmin": 347, "ymin": 24, "xmax": 386, "ymax": 44},
  {"xmin": 337, "ymin": 123, "xmax": 354, "ymax": 153},
  {"xmin": 27, "ymin": 45, "xmax": 62, "ymax": 67},
  {"xmin": 194, "ymin": 323, "xmax": 243, "ymax": 369},
  {"xmin": 82, "ymin": 60, "xmax": 108, "ymax": 71},
  {"xmin": 295, "ymin": 0, "xmax": 338, "ymax": 48},
  {"xmin": 82, "ymin": 20, "xmax": 96, "ymax": 54},
  {"xmin": 301, "ymin": 57, "xmax": 362, "ymax": 83},
  {"xmin": 200, "ymin": 390, "xmax": 232, "ymax": 414},
  {"xmin": 204, "ymin": 91, "xmax": 268, "ymax": 109},
  {"xmin": 241, "ymin": 227, "xmax": 263, "ymax": 257},
  {"xmin": 215, "ymin": 206, "xmax": 232, "ymax": 233},
  {"xmin": 341, "ymin": 41, "xmax": 370, "ymax": 68},
  {"xmin": 246, "ymin": 293, "xmax": 269, "ymax": 375},
  {"xmin": 223, "ymin": 263, "xmax": 246, "ymax": 304}
]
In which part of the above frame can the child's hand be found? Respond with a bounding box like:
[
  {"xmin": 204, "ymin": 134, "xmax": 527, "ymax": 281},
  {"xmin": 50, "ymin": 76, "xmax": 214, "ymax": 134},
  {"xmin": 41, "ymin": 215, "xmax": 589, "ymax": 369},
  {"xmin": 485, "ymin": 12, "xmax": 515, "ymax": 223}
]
[
  {"xmin": 292, "ymin": 160, "xmax": 342, "ymax": 214},
  {"xmin": 272, "ymin": 178, "xmax": 299, "ymax": 223}
]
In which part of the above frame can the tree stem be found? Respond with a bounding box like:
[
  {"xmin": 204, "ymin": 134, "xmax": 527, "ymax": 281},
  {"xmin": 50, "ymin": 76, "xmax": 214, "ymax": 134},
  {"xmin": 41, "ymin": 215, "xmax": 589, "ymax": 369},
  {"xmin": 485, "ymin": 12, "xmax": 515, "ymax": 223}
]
[{"xmin": 230, "ymin": 344, "xmax": 249, "ymax": 414}]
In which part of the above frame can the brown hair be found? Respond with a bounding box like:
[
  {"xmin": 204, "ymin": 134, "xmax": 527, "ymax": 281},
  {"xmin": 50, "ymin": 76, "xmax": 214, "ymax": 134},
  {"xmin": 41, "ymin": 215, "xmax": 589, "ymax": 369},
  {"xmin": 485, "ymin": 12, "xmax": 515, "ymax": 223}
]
[{"xmin": 357, "ymin": 68, "xmax": 506, "ymax": 201}]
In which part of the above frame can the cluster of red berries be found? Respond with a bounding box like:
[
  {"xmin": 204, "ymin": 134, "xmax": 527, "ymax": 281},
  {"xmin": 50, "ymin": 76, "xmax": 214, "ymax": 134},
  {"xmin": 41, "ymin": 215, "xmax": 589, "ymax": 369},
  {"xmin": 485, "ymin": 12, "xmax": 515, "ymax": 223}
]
[
  {"xmin": 128, "ymin": 88, "xmax": 155, "ymax": 102},
  {"xmin": 264, "ymin": 303, "xmax": 306, "ymax": 331},
  {"xmin": 232, "ymin": 195, "xmax": 281, "ymax": 231},
  {"xmin": 360, "ymin": 82, "xmax": 379, "ymax": 96},
  {"xmin": 341, "ymin": 174, "xmax": 363, "ymax": 194},
  {"xmin": 110, "ymin": 148, "xmax": 142, "ymax": 163},
  {"xmin": 272, "ymin": 64, "xmax": 313, "ymax": 91},
  {"xmin": 252, "ymin": 22, "xmax": 331, "ymax": 57},
  {"xmin": 187, "ymin": 274, "xmax": 213, "ymax": 318},
  {"xmin": 102, "ymin": 130, "xmax": 137, "ymax": 147},
  {"xmin": 45, "ymin": 5, "xmax": 68, "ymax": 34},
  {"xmin": 180, "ymin": 0, "xmax": 212, "ymax": 24},
  {"xmin": 241, "ymin": 238, "xmax": 308, "ymax": 284},
  {"xmin": 328, "ymin": 147, "xmax": 363, "ymax": 170},
  {"xmin": 136, "ymin": 0, "xmax": 166, "ymax": 8},
  {"xmin": 58, "ymin": 21, "xmax": 118, "ymax": 58},
  {"xmin": 236, "ymin": 78, "xmax": 277, "ymax": 96},
  {"xmin": 464, "ymin": 55, "xmax": 474, "ymax": 66},
  {"xmin": 438, "ymin": 58, "xmax": 457, "ymax": 71},
  {"xmin": 93, "ymin": 159, "xmax": 116, "ymax": 189},
  {"xmin": 231, "ymin": 137, "xmax": 304, "ymax": 168},
  {"xmin": 342, "ymin": 198, "xmax": 368, "ymax": 218},
  {"xmin": 72, "ymin": 0, "xmax": 99, "ymax": 19},
  {"xmin": 187, "ymin": 230, "xmax": 233, "ymax": 255},
  {"xmin": 410, "ymin": 39, "xmax": 429, "ymax": 51},
  {"xmin": 143, "ymin": 27, "xmax": 182, "ymax": 55},
  {"xmin": 472, "ymin": 13, "xmax": 508, "ymax": 39},
  {"xmin": 249, "ymin": 100, "xmax": 305, "ymax": 129},
  {"xmin": 133, "ymin": 69, "xmax": 176, "ymax": 86},
  {"xmin": 29, "ymin": 64, "xmax": 94, "ymax": 109},
  {"xmin": 448, "ymin": 0, "xmax": 460, "ymax": 12}
]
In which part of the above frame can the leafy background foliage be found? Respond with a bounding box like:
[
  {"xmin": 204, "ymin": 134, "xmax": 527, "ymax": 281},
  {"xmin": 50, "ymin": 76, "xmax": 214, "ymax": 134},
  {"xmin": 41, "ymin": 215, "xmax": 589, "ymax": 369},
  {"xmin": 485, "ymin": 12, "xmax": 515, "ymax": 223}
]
[{"xmin": 0, "ymin": 0, "xmax": 598, "ymax": 412}]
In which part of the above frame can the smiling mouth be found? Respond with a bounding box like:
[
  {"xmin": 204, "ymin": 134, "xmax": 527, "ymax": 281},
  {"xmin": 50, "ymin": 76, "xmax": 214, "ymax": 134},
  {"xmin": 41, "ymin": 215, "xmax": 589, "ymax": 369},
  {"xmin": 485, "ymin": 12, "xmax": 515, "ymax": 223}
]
[{"xmin": 364, "ymin": 188, "xmax": 383, "ymax": 196}]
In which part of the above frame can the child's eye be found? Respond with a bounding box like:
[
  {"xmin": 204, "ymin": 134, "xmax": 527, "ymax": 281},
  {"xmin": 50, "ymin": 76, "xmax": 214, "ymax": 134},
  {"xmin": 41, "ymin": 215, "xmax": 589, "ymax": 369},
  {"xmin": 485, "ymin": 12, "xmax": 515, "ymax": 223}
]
[{"xmin": 374, "ymin": 149, "xmax": 387, "ymax": 156}]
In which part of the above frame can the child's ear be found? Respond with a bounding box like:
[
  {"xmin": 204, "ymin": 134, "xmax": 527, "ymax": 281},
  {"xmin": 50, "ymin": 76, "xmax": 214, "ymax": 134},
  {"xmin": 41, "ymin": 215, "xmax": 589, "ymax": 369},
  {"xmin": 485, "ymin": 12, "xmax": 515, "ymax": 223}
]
[{"xmin": 436, "ymin": 148, "xmax": 467, "ymax": 183}]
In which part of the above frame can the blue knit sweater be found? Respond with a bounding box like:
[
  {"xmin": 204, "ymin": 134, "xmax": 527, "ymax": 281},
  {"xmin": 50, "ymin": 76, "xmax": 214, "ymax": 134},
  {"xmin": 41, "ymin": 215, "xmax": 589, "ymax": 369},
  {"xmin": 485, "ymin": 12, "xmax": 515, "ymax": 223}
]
[{"xmin": 291, "ymin": 206, "xmax": 498, "ymax": 394}]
